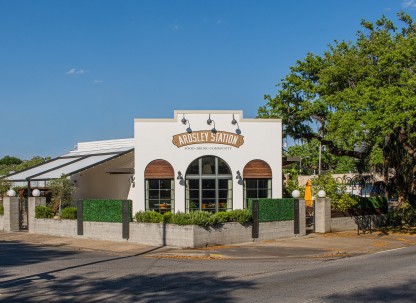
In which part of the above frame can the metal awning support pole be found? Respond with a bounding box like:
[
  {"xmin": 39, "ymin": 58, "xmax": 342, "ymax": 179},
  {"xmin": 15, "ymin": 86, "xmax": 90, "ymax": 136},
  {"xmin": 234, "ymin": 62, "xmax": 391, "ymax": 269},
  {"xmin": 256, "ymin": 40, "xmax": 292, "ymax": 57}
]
[{"xmin": 26, "ymin": 178, "xmax": 31, "ymax": 199}]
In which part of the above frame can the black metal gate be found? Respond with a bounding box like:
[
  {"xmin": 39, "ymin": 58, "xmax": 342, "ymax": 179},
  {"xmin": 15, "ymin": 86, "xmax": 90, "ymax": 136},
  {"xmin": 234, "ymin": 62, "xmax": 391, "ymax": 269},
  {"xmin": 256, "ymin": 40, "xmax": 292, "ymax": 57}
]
[
  {"xmin": 19, "ymin": 197, "xmax": 28, "ymax": 230},
  {"xmin": 306, "ymin": 201, "xmax": 315, "ymax": 233}
]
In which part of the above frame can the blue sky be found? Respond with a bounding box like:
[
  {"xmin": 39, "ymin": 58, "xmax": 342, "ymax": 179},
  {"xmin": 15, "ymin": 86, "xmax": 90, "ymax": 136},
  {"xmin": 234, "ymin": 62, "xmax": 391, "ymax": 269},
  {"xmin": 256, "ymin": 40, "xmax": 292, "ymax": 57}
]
[{"xmin": 1, "ymin": 0, "xmax": 415, "ymax": 159}]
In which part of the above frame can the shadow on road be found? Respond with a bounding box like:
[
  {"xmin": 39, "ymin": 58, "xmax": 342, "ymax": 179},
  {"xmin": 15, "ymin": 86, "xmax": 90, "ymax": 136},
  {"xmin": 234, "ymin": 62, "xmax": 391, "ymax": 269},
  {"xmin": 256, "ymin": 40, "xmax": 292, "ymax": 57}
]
[
  {"xmin": 0, "ymin": 241, "xmax": 78, "ymax": 268},
  {"xmin": 2, "ymin": 270, "xmax": 254, "ymax": 302},
  {"xmin": 325, "ymin": 278, "xmax": 416, "ymax": 302},
  {"xmin": 0, "ymin": 241, "xmax": 255, "ymax": 302}
]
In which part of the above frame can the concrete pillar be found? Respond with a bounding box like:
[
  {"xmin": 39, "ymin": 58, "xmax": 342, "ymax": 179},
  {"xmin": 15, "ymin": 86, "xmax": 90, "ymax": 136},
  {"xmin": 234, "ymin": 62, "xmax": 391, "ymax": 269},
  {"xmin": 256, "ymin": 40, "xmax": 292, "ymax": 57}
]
[
  {"xmin": 28, "ymin": 197, "xmax": 46, "ymax": 234},
  {"xmin": 3, "ymin": 197, "xmax": 20, "ymax": 232},
  {"xmin": 315, "ymin": 197, "xmax": 331, "ymax": 233},
  {"xmin": 298, "ymin": 199, "xmax": 306, "ymax": 236}
]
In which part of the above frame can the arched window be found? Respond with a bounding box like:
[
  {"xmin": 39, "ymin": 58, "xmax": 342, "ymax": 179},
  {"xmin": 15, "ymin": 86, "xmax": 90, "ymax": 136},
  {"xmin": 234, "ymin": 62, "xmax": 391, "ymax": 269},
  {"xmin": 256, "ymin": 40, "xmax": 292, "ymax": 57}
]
[
  {"xmin": 243, "ymin": 159, "xmax": 272, "ymax": 208},
  {"xmin": 144, "ymin": 159, "xmax": 174, "ymax": 213},
  {"xmin": 185, "ymin": 156, "xmax": 232, "ymax": 212}
]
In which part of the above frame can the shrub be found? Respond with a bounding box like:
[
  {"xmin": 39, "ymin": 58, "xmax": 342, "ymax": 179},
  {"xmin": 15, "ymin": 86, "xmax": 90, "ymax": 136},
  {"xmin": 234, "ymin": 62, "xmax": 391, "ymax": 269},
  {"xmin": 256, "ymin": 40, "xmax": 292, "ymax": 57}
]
[
  {"xmin": 61, "ymin": 207, "xmax": 77, "ymax": 219},
  {"xmin": 162, "ymin": 211, "xmax": 173, "ymax": 223},
  {"xmin": 171, "ymin": 212, "xmax": 192, "ymax": 225},
  {"xmin": 0, "ymin": 205, "xmax": 4, "ymax": 216},
  {"xmin": 388, "ymin": 201, "xmax": 416, "ymax": 227},
  {"xmin": 35, "ymin": 205, "xmax": 53, "ymax": 219},
  {"xmin": 134, "ymin": 209, "xmax": 252, "ymax": 226},
  {"xmin": 208, "ymin": 211, "xmax": 230, "ymax": 225},
  {"xmin": 229, "ymin": 209, "xmax": 252, "ymax": 224},
  {"xmin": 189, "ymin": 211, "xmax": 211, "ymax": 226}
]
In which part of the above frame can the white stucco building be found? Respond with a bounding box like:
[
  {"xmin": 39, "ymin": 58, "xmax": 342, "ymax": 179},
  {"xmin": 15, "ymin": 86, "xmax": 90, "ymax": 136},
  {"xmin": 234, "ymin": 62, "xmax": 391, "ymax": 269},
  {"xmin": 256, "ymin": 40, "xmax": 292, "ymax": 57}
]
[
  {"xmin": 133, "ymin": 110, "xmax": 282, "ymax": 214},
  {"xmin": 5, "ymin": 110, "xmax": 283, "ymax": 215}
]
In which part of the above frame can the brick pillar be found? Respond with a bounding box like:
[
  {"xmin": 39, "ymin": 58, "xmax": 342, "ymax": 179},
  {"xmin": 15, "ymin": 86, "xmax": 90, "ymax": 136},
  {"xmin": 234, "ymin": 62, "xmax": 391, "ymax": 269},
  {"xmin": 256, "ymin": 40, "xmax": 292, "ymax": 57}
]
[
  {"xmin": 298, "ymin": 199, "xmax": 306, "ymax": 236},
  {"xmin": 3, "ymin": 197, "xmax": 20, "ymax": 232},
  {"xmin": 315, "ymin": 197, "xmax": 331, "ymax": 233},
  {"xmin": 28, "ymin": 197, "xmax": 46, "ymax": 234}
]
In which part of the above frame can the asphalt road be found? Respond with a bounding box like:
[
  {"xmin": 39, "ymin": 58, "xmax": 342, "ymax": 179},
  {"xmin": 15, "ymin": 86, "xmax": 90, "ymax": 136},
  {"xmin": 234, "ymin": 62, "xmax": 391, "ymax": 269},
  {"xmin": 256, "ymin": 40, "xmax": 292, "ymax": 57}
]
[{"xmin": 1, "ymin": 239, "xmax": 415, "ymax": 302}]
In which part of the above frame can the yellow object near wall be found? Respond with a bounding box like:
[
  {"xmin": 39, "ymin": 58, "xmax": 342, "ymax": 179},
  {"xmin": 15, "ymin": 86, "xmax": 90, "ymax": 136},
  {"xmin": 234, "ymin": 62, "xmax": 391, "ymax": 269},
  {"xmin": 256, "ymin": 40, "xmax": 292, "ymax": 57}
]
[{"xmin": 305, "ymin": 180, "xmax": 313, "ymax": 207}]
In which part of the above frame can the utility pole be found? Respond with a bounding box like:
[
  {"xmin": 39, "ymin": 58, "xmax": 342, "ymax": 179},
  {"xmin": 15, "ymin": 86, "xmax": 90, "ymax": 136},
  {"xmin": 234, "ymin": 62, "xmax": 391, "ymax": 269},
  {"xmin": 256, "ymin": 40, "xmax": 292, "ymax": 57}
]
[{"xmin": 318, "ymin": 141, "xmax": 322, "ymax": 175}]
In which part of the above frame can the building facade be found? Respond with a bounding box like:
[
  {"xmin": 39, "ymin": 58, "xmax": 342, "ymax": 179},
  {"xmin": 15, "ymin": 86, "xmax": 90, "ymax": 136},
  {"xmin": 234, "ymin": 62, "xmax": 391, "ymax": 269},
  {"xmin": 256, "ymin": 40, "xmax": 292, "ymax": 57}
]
[{"xmin": 133, "ymin": 110, "xmax": 282, "ymax": 214}]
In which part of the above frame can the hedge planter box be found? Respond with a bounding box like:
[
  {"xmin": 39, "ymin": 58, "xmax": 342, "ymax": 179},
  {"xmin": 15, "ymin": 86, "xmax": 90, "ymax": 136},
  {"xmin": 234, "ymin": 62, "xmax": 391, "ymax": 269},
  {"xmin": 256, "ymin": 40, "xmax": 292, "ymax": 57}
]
[
  {"xmin": 30, "ymin": 218, "xmax": 298, "ymax": 248},
  {"xmin": 129, "ymin": 220, "xmax": 296, "ymax": 248}
]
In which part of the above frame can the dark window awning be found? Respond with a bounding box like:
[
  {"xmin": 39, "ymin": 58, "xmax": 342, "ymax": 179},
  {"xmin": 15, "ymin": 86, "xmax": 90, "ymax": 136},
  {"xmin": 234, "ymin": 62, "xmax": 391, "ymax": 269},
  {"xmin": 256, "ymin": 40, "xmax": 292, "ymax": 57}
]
[{"xmin": 106, "ymin": 168, "xmax": 135, "ymax": 174}]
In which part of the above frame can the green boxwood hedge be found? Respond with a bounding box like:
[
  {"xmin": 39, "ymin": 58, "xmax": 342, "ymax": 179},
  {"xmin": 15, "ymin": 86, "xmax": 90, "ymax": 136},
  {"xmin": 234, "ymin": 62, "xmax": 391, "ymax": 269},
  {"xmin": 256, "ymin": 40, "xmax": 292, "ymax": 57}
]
[
  {"xmin": 83, "ymin": 199, "xmax": 132, "ymax": 223},
  {"xmin": 135, "ymin": 209, "xmax": 252, "ymax": 227},
  {"xmin": 35, "ymin": 205, "xmax": 53, "ymax": 219},
  {"xmin": 61, "ymin": 207, "xmax": 77, "ymax": 220},
  {"xmin": 0, "ymin": 205, "xmax": 4, "ymax": 216}
]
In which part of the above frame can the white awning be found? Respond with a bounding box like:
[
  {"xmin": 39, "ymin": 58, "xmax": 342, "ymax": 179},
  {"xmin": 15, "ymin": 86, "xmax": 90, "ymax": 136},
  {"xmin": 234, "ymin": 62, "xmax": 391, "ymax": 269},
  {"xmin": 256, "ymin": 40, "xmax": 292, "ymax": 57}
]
[{"xmin": 6, "ymin": 148, "xmax": 134, "ymax": 182}]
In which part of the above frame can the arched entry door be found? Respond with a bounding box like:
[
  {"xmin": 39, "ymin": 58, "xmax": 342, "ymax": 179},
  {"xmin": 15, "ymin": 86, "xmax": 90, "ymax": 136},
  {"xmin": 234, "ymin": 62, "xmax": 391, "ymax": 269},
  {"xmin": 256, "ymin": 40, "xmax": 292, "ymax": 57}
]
[{"xmin": 185, "ymin": 156, "xmax": 232, "ymax": 212}]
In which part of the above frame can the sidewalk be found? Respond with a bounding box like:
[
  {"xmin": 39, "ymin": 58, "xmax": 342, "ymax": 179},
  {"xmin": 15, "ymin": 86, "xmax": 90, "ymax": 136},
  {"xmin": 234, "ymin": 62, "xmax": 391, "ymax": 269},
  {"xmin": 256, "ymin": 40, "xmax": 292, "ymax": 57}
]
[{"xmin": 1, "ymin": 230, "xmax": 416, "ymax": 260}]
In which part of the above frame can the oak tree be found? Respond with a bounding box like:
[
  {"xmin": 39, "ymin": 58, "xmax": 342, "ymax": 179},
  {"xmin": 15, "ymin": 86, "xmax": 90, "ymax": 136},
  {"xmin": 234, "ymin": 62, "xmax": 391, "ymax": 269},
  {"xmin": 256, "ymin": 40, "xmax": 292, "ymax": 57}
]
[{"xmin": 259, "ymin": 12, "xmax": 416, "ymax": 202}]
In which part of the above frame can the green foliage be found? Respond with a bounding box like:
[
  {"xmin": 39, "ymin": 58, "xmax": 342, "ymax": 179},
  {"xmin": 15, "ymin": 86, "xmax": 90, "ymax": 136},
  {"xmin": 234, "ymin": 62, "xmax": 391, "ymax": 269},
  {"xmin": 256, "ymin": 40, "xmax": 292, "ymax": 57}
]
[
  {"xmin": 170, "ymin": 212, "xmax": 192, "ymax": 225},
  {"xmin": 388, "ymin": 201, "xmax": 416, "ymax": 227},
  {"xmin": 259, "ymin": 13, "xmax": 416, "ymax": 201},
  {"xmin": 162, "ymin": 211, "xmax": 173, "ymax": 223},
  {"xmin": 283, "ymin": 165, "xmax": 304, "ymax": 198},
  {"xmin": 249, "ymin": 199, "xmax": 295, "ymax": 222},
  {"xmin": 0, "ymin": 178, "xmax": 12, "ymax": 197},
  {"xmin": 311, "ymin": 173, "xmax": 358, "ymax": 212},
  {"xmin": 208, "ymin": 211, "xmax": 231, "ymax": 225},
  {"xmin": 61, "ymin": 207, "xmax": 77, "ymax": 220},
  {"xmin": 134, "ymin": 209, "xmax": 252, "ymax": 226},
  {"xmin": 286, "ymin": 139, "xmax": 356, "ymax": 174},
  {"xmin": 0, "ymin": 156, "xmax": 50, "ymax": 176},
  {"xmin": 35, "ymin": 205, "xmax": 53, "ymax": 219},
  {"xmin": 0, "ymin": 205, "xmax": 4, "ymax": 216},
  {"xmin": 227, "ymin": 209, "xmax": 252, "ymax": 224},
  {"xmin": 356, "ymin": 197, "xmax": 388, "ymax": 212},
  {"xmin": 0, "ymin": 156, "xmax": 22, "ymax": 166},
  {"xmin": 48, "ymin": 174, "xmax": 75, "ymax": 214},
  {"xmin": 83, "ymin": 200, "xmax": 132, "ymax": 223},
  {"xmin": 135, "ymin": 210, "xmax": 163, "ymax": 223}
]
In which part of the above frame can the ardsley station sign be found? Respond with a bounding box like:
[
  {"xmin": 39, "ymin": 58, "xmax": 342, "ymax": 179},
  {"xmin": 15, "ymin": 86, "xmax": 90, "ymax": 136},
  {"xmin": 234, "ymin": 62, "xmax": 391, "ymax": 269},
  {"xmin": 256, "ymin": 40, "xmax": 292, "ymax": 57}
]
[{"xmin": 172, "ymin": 130, "xmax": 244, "ymax": 148}]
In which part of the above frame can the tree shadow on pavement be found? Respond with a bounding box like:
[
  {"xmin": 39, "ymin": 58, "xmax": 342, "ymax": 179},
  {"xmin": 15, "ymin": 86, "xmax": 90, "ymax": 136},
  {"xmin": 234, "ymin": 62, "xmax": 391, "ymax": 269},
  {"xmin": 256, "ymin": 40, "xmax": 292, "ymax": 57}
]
[
  {"xmin": 0, "ymin": 241, "xmax": 78, "ymax": 268},
  {"xmin": 1, "ymin": 270, "xmax": 255, "ymax": 302},
  {"xmin": 324, "ymin": 278, "xmax": 416, "ymax": 302}
]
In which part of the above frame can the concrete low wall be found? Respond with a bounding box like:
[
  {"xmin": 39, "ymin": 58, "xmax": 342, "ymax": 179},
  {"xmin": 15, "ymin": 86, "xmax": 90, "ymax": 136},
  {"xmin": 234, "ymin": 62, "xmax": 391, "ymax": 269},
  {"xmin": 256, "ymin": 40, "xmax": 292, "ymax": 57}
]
[
  {"xmin": 33, "ymin": 219, "xmax": 77, "ymax": 237},
  {"xmin": 84, "ymin": 221, "xmax": 125, "ymax": 242},
  {"xmin": 0, "ymin": 215, "xmax": 4, "ymax": 231},
  {"xmin": 129, "ymin": 220, "xmax": 296, "ymax": 248},
  {"xmin": 129, "ymin": 222, "xmax": 194, "ymax": 247},
  {"xmin": 331, "ymin": 214, "xmax": 387, "ymax": 232},
  {"xmin": 30, "ymin": 218, "xmax": 297, "ymax": 248}
]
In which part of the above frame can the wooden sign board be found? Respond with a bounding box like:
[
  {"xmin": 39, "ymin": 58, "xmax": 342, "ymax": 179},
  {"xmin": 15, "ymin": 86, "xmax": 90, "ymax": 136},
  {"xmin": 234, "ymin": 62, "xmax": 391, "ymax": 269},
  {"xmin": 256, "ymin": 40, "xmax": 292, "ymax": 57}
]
[{"xmin": 172, "ymin": 130, "xmax": 244, "ymax": 148}]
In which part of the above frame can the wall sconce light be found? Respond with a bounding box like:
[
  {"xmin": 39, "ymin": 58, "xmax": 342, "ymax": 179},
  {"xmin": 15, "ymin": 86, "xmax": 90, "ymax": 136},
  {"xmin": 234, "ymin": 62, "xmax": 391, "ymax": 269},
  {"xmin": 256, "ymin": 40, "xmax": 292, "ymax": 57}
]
[
  {"xmin": 207, "ymin": 114, "xmax": 217, "ymax": 132},
  {"xmin": 207, "ymin": 114, "xmax": 213, "ymax": 125},
  {"xmin": 231, "ymin": 114, "xmax": 237, "ymax": 125},
  {"xmin": 32, "ymin": 189, "xmax": 41, "ymax": 197},
  {"xmin": 235, "ymin": 170, "xmax": 242, "ymax": 180},
  {"xmin": 181, "ymin": 114, "xmax": 192, "ymax": 133},
  {"xmin": 128, "ymin": 176, "xmax": 135, "ymax": 187},
  {"xmin": 177, "ymin": 171, "xmax": 183, "ymax": 180}
]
